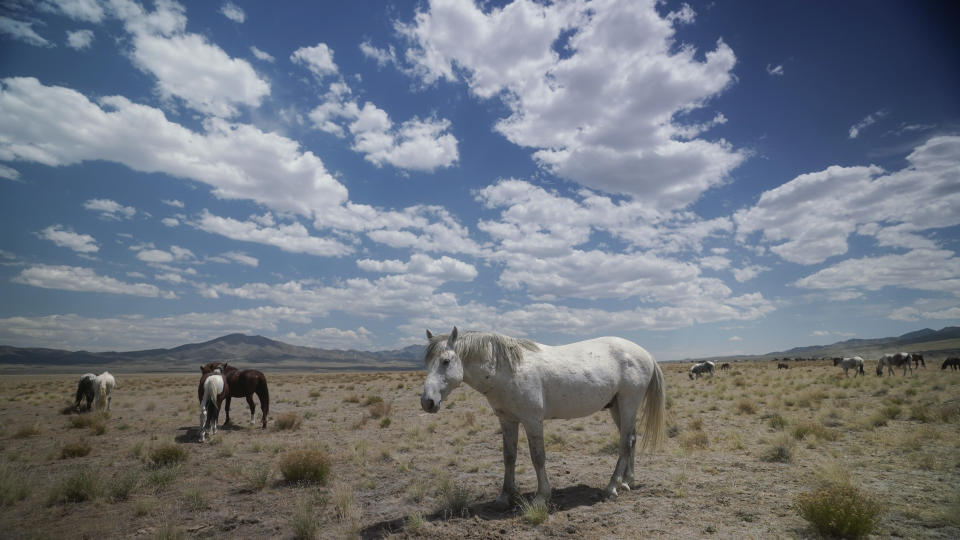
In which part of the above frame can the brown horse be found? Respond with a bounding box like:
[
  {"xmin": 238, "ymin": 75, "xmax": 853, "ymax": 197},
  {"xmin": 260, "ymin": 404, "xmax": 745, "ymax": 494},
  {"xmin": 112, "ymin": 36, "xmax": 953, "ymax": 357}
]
[
  {"xmin": 720, "ymin": 363, "xmax": 731, "ymax": 371},
  {"xmin": 941, "ymin": 357, "xmax": 960, "ymax": 370},
  {"xmin": 777, "ymin": 363, "xmax": 789, "ymax": 370},
  {"xmin": 201, "ymin": 362, "xmax": 270, "ymax": 428},
  {"xmin": 198, "ymin": 366, "xmax": 229, "ymax": 442}
]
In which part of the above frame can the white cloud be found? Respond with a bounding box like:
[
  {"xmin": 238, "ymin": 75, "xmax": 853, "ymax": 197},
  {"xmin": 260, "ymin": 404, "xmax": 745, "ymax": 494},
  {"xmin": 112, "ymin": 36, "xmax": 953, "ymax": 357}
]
[
  {"xmin": 38, "ymin": 225, "xmax": 99, "ymax": 253},
  {"xmin": 0, "ymin": 77, "xmax": 347, "ymax": 219},
  {"xmin": 735, "ymin": 136, "xmax": 960, "ymax": 265},
  {"xmin": 729, "ymin": 335, "xmax": 742, "ymax": 341},
  {"xmin": 66, "ymin": 29, "xmax": 94, "ymax": 49},
  {"xmin": 360, "ymin": 41, "xmax": 396, "ymax": 67},
  {"xmin": 194, "ymin": 210, "xmax": 354, "ymax": 257},
  {"xmin": 162, "ymin": 199, "xmax": 184, "ymax": 208},
  {"xmin": 358, "ymin": 254, "xmax": 477, "ymax": 282},
  {"xmin": 291, "ymin": 43, "xmax": 338, "ymax": 78},
  {"xmin": 250, "ymin": 46, "xmax": 274, "ymax": 62},
  {"xmin": 395, "ymin": 0, "xmax": 744, "ymax": 208},
  {"xmin": 110, "ymin": 0, "xmax": 268, "ymax": 118},
  {"xmin": 0, "ymin": 306, "xmax": 310, "ymax": 350},
  {"xmin": 794, "ymin": 249, "xmax": 960, "ymax": 296},
  {"xmin": 0, "ymin": 16, "xmax": 52, "ymax": 47},
  {"xmin": 283, "ymin": 327, "xmax": 373, "ymax": 349},
  {"xmin": 848, "ymin": 109, "xmax": 888, "ymax": 139},
  {"xmin": 42, "ymin": 0, "xmax": 105, "ymax": 23},
  {"xmin": 84, "ymin": 198, "xmax": 136, "ymax": 220},
  {"xmin": 732, "ymin": 264, "xmax": 767, "ymax": 282},
  {"xmin": 161, "ymin": 217, "xmax": 179, "ymax": 227},
  {"xmin": 0, "ymin": 164, "xmax": 21, "ymax": 182},
  {"xmin": 12, "ymin": 264, "xmax": 163, "ymax": 297},
  {"xmin": 220, "ymin": 2, "xmax": 245, "ymax": 23},
  {"xmin": 766, "ymin": 63, "xmax": 784, "ymax": 76},
  {"xmin": 133, "ymin": 244, "xmax": 194, "ymax": 264}
]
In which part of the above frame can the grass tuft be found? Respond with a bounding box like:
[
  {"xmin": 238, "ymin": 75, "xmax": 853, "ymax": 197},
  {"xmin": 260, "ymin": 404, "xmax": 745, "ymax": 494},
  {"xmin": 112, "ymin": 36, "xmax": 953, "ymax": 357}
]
[
  {"xmin": 796, "ymin": 482, "xmax": 881, "ymax": 539},
  {"xmin": 60, "ymin": 439, "xmax": 92, "ymax": 459},
  {"xmin": 279, "ymin": 448, "xmax": 331, "ymax": 485},
  {"xmin": 519, "ymin": 497, "xmax": 550, "ymax": 525},
  {"xmin": 149, "ymin": 444, "xmax": 188, "ymax": 468},
  {"xmin": 274, "ymin": 412, "xmax": 302, "ymax": 431}
]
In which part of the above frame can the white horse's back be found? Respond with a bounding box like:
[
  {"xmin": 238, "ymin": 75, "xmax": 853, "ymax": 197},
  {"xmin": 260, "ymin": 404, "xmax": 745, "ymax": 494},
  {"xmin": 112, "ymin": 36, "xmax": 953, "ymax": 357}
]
[{"xmin": 93, "ymin": 371, "xmax": 115, "ymax": 411}]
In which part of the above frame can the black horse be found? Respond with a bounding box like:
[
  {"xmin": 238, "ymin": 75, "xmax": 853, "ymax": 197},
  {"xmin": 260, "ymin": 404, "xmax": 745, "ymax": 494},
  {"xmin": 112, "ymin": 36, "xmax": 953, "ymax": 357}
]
[
  {"xmin": 74, "ymin": 373, "xmax": 97, "ymax": 411},
  {"xmin": 941, "ymin": 357, "xmax": 960, "ymax": 370}
]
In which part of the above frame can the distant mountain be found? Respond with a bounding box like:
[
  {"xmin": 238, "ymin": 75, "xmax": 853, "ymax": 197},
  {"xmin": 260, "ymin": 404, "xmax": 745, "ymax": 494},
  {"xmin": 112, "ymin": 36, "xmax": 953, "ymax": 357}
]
[
  {"xmin": 0, "ymin": 334, "xmax": 426, "ymax": 373},
  {"xmin": 770, "ymin": 326, "xmax": 960, "ymax": 359}
]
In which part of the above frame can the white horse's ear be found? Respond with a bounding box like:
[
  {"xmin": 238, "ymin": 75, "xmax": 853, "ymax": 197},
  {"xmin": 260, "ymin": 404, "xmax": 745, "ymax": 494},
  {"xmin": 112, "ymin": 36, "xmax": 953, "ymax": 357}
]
[
  {"xmin": 448, "ymin": 326, "xmax": 459, "ymax": 347},
  {"xmin": 426, "ymin": 329, "xmax": 434, "ymax": 340}
]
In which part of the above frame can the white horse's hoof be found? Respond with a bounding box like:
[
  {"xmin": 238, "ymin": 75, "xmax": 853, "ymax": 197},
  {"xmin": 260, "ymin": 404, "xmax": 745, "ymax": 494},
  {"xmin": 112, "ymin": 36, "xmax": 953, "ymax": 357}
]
[
  {"xmin": 619, "ymin": 482, "xmax": 631, "ymax": 491},
  {"xmin": 603, "ymin": 487, "xmax": 619, "ymax": 500}
]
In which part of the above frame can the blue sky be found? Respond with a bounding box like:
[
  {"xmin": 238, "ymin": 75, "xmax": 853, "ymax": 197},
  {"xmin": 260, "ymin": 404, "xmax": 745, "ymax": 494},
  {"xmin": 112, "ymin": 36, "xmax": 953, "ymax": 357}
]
[{"xmin": 1, "ymin": 0, "xmax": 958, "ymax": 360}]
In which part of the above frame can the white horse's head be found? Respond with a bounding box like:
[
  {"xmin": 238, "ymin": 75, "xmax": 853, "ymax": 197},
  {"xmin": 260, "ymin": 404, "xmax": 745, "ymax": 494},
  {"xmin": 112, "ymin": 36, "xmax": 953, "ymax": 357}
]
[{"xmin": 420, "ymin": 327, "xmax": 464, "ymax": 413}]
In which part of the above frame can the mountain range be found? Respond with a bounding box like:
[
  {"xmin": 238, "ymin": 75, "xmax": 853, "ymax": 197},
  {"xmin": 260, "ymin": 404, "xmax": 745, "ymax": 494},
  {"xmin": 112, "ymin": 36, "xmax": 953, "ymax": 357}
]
[{"xmin": 1, "ymin": 326, "xmax": 958, "ymax": 373}]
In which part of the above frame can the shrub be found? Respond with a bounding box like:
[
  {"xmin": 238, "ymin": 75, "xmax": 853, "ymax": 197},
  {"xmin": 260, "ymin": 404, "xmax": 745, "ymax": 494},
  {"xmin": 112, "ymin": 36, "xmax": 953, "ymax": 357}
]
[
  {"xmin": 106, "ymin": 470, "xmax": 140, "ymax": 502},
  {"xmin": 60, "ymin": 439, "xmax": 92, "ymax": 459},
  {"xmin": 244, "ymin": 465, "xmax": 271, "ymax": 491},
  {"xmin": 436, "ymin": 477, "xmax": 472, "ymax": 518},
  {"xmin": 149, "ymin": 444, "xmax": 188, "ymax": 467},
  {"xmin": 681, "ymin": 431, "xmax": 710, "ymax": 450},
  {"xmin": 735, "ymin": 399, "xmax": 756, "ymax": 415},
  {"xmin": 13, "ymin": 423, "xmax": 41, "ymax": 439},
  {"xmin": 368, "ymin": 400, "xmax": 391, "ymax": 419},
  {"xmin": 291, "ymin": 498, "xmax": 320, "ymax": 539},
  {"xmin": 796, "ymin": 483, "xmax": 881, "ymax": 538},
  {"xmin": 768, "ymin": 413, "xmax": 788, "ymax": 430},
  {"xmin": 275, "ymin": 412, "xmax": 302, "ymax": 431},
  {"xmin": 279, "ymin": 449, "xmax": 331, "ymax": 485},
  {"xmin": 762, "ymin": 435, "xmax": 795, "ymax": 463},
  {"xmin": 47, "ymin": 466, "xmax": 101, "ymax": 505}
]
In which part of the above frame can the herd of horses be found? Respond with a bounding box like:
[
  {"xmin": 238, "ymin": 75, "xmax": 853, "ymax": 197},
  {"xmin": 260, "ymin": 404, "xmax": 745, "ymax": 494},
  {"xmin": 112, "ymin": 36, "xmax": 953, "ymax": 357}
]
[
  {"xmin": 66, "ymin": 328, "xmax": 960, "ymax": 511},
  {"xmin": 685, "ymin": 352, "xmax": 960, "ymax": 380}
]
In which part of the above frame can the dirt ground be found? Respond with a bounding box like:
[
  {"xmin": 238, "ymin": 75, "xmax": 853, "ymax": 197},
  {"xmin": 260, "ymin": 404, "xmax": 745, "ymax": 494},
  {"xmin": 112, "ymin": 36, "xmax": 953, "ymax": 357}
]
[{"xmin": 0, "ymin": 359, "xmax": 958, "ymax": 539}]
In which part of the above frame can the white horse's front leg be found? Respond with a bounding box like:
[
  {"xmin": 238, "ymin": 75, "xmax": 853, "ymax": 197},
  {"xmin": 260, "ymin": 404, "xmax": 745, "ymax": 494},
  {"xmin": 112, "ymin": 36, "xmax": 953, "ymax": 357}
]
[
  {"xmin": 524, "ymin": 422, "xmax": 550, "ymax": 505},
  {"xmin": 494, "ymin": 418, "xmax": 520, "ymax": 509}
]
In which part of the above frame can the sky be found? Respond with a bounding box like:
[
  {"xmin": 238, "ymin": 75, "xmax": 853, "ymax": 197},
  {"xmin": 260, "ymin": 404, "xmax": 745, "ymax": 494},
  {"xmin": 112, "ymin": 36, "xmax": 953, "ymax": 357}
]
[{"xmin": 0, "ymin": 0, "xmax": 958, "ymax": 360}]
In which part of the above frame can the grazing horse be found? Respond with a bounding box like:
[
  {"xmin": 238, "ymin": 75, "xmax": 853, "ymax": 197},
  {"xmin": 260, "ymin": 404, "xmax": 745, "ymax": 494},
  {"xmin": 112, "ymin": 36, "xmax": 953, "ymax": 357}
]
[
  {"xmin": 910, "ymin": 353, "xmax": 925, "ymax": 369},
  {"xmin": 198, "ymin": 367, "xmax": 228, "ymax": 442},
  {"xmin": 777, "ymin": 362, "xmax": 789, "ymax": 370},
  {"xmin": 689, "ymin": 361, "xmax": 714, "ymax": 379},
  {"xmin": 201, "ymin": 362, "xmax": 270, "ymax": 428},
  {"xmin": 74, "ymin": 373, "xmax": 97, "ymax": 412},
  {"xmin": 420, "ymin": 328, "xmax": 665, "ymax": 507},
  {"xmin": 93, "ymin": 372, "xmax": 116, "ymax": 412},
  {"xmin": 877, "ymin": 352, "xmax": 913, "ymax": 376},
  {"xmin": 941, "ymin": 357, "xmax": 960, "ymax": 370},
  {"xmin": 833, "ymin": 356, "xmax": 865, "ymax": 377},
  {"xmin": 720, "ymin": 362, "xmax": 731, "ymax": 371}
]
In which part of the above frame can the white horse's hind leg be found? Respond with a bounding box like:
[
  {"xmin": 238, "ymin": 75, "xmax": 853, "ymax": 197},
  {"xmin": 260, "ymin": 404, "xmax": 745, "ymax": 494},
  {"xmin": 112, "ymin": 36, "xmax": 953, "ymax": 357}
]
[
  {"xmin": 605, "ymin": 396, "xmax": 640, "ymax": 498},
  {"xmin": 494, "ymin": 418, "xmax": 520, "ymax": 509},
  {"xmin": 523, "ymin": 421, "xmax": 551, "ymax": 505}
]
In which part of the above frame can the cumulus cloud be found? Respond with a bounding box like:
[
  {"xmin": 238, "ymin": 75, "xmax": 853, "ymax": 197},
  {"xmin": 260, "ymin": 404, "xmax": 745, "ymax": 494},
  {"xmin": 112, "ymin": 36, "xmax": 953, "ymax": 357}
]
[
  {"xmin": 194, "ymin": 210, "xmax": 354, "ymax": 257},
  {"xmin": 735, "ymin": 136, "xmax": 960, "ymax": 265},
  {"xmin": 84, "ymin": 198, "xmax": 136, "ymax": 220},
  {"xmin": 0, "ymin": 77, "xmax": 347, "ymax": 219},
  {"xmin": 766, "ymin": 63, "xmax": 784, "ymax": 76},
  {"xmin": 12, "ymin": 264, "xmax": 165, "ymax": 297},
  {"xmin": 38, "ymin": 225, "xmax": 99, "ymax": 253},
  {"xmin": 393, "ymin": 0, "xmax": 744, "ymax": 208},
  {"xmin": 0, "ymin": 16, "xmax": 52, "ymax": 47},
  {"xmin": 793, "ymin": 248, "xmax": 960, "ymax": 297},
  {"xmin": 220, "ymin": 2, "xmax": 245, "ymax": 23},
  {"xmin": 250, "ymin": 46, "xmax": 274, "ymax": 62},
  {"xmin": 111, "ymin": 0, "xmax": 268, "ymax": 117},
  {"xmin": 357, "ymin": 253, "xmax": 478, "ymax": 282},
  {"xmin": 283, "ymin": 327, "xmax": 373, "ymax": 349},
  {"xmin": 66, "ymin": 29, "xmax": 94, "ymax": 49},
  {"xmin": 291, "ymin": 43, "xmax": 338, "ymax": 78}
]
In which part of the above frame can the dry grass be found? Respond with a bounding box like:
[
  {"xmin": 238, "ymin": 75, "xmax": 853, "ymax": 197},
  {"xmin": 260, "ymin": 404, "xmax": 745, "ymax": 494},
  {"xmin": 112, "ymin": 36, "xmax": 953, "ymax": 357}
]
[{"xmin": 0, "ymin": 362, "xmax": 956, "ymax": 538}]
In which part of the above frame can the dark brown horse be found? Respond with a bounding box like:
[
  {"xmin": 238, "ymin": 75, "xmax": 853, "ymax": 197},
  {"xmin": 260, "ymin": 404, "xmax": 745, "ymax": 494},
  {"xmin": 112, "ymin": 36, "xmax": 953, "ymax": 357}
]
[
  {"xmin": 910, "ymin": 353, "xmax": 925, "ymax": 368},
  {"xmin": 720, "ymin": 363, "xmax": 731, "ymax": 371},
  {"xmin": 777, "ymin": 363, "xmax": 789, "ymax": 370},
  {"xmin": 941, "ymin": 357, "xmax": 960, "ymax": 370},
  {"xmin": 201, "ymin": 362, "xmax": 269, "ymax": 428}
]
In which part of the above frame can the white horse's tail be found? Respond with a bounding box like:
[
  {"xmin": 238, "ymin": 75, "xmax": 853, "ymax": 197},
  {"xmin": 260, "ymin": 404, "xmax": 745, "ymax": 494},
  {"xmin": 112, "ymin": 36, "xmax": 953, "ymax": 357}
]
[
  {"xmin": 200, "ymin": 374, "xmax": 223, "ymax": 418},
  {"xmin": 639, "ymin": 362, "xmax": 666, "ymax": 452}
]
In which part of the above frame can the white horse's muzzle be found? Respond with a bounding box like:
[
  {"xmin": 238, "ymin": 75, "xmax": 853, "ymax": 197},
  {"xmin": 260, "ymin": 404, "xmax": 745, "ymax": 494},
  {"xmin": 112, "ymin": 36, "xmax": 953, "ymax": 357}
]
[{"xmin": 420, "ymin": 394, "xmax": 441, "ymax": 413}]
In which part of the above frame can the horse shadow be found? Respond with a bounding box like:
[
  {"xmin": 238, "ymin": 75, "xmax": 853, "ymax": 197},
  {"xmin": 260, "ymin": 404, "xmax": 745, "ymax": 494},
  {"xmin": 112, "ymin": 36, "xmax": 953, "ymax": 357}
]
[
  {"xmin": 175, "ymin": 426, "xmax": 203, "ymax": 444},
  {"xmin": 358, "ymin": 484, "xmax": 605, "ymax": 539}
]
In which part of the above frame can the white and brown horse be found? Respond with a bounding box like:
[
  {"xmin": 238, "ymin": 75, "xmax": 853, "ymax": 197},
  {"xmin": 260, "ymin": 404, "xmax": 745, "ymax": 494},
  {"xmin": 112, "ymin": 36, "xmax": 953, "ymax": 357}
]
[{"xmin": 877, "ymin": 352, "xmax": 913, "ymax": 376}]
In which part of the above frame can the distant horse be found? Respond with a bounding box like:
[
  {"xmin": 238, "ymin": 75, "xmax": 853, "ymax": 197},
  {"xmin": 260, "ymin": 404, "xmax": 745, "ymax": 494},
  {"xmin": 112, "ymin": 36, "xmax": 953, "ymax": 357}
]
[
  {"xmin": 198, "ymin": 367, "xmax": 228, "ymax": 442},
  {"xmin": 941, "ymin": 357, "xmax": 960, "ymax": 370},
  {"xmin": 420, "ymin": 328, "xmax": 665, "ymax": 507},
  {"xmin": 93, "ymin": 371, "xmax": 116, "ymax": 412},
  {"xmin": 833, "ymin": 356, "xmax": 865, "ymax": 377},
  {"xmin": 720, "ymin": 363, "xmax": 731, "ymax": 371},
  {"xmin": 777, "ymin": 363, "xmax": 789, "ymax": 370},
  {"xmin": 877, "ymin": 352, "xmax": 913, "ymax": 376},
  {"xmin": 690, "ymin": 361, "xmax": 715, "ymax": 379},
  {"xmin": 910, "ymin": 353, "xmax": 925, "ymax": 369},
  {"xmin": 201, "ymin": 362, "xmax": 270, "ymax": 428},
  {"xmin": 74, "ymin": 373, "xmax": 97, "ymax": 411}
]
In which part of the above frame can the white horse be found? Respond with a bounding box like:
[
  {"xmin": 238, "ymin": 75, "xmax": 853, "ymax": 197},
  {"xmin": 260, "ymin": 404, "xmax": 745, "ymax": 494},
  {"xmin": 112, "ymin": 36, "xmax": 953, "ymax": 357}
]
[
  {"xmin": 833, "ymin": 356, "xmax": 865, "ymax": 377},
  {"xmin": 420, "ymin": 328, "xmax": 665, "ymax": 507},
  {"xmin": 199, "ymin": 369, "xmax": 225, "ymax": 443},
  {"xmin": 877, "ymin": 352, "xmax": 913, "ymax": 377},
  {"xmin": 689, "ymin": 361, "xmax": 714, "ymax": 379},
  {"xmin": 93, "ymin": 371, "xmax": 116, "ymax": 412}
]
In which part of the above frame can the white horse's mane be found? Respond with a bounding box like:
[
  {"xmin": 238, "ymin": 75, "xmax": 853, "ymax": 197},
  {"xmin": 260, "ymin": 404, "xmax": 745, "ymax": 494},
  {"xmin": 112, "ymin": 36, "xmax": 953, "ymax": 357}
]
[{"xmin": 427, "ymin": 331, "xmax": 540, "ymax": 373}]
